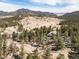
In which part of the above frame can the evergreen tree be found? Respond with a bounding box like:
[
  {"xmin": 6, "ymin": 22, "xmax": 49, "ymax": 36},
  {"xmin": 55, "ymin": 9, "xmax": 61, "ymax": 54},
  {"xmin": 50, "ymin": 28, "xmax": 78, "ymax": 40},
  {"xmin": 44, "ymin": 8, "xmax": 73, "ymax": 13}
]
[
  {"xmin": 0, "ymin": 35, "xmax": 3, "ymax": 58},
  {"xmin": 32, "ymin": 48, "xmax": 40, "ymax": 59},
  {"xmin": 12, "ymin": 32, "xmax": 18, "ymax": 41},
  {"xmin": 27, "ymin": 54, "xmax": 33, "ymax": 59},
  {"xmin": 43, "ymin": 48, "xmax": 51, "ymax": 59},
  {"xmin": 57, "ymin": 54, "xmax": 65, "ymax": 59},
  {"xmin": 2, "ymin": 39, "xmax": 7, "ymax": 58},
  {"xmin": 20, "ymin": 45, "xmax": 24, "ymax": 59}
]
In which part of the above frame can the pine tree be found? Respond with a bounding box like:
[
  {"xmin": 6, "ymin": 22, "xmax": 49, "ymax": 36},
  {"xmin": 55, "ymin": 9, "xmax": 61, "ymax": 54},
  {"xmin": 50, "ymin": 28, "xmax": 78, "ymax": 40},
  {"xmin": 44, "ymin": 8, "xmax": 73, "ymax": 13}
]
[
  {"xmin": 20, "ymin": 45, "xmax": 24, "ymax": 59},
  {"xmin": 32, "ymin": 48, "xmax": 40, "ymax": 59},
  {"xmin": 12, "ymin": 32, "xmax": 18, "ymax": 41},
  {"xmin": 0, "ymin": 35, "xmax": 3, "ymax": 58},
  {"xmin": 18, "ymin": 24, "xmax": 23, "ymax": 32},
  {"xmin": 57, "ymin": 54, "xmax": 65, "ymax": 59},
  {"xmin": 2, "ymin": 39, "xmax": 7, "ymax": 58},
  {"xmin": 58, "ymin": 37, "xmax": 65, "ymax": 49},
  {"xmin": 43, "ymin": 48, "xmax": 51, "ymax": 59},
  {"xmin": 27, "ymin": 53, "xmax": 33, "ymax": 59}
]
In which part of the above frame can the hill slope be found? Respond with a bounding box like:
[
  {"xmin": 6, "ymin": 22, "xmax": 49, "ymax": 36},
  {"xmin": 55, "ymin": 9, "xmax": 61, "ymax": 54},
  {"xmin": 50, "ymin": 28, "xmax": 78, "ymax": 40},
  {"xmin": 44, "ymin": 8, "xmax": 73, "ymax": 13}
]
[{"xmin": 59, "ymin": 11, "xmax": 79, "ymax": 20}]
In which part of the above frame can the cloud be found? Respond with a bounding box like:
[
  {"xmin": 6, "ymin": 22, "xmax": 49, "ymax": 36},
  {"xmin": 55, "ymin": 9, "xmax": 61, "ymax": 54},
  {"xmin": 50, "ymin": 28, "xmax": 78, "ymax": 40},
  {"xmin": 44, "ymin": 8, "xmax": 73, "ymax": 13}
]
[
  {"xmin": 0, "ymin": 2, "xmax": 22, "ymax": 12},
  {"xmin": 67, "ymin": 0, "xmax": 79, "ymax": 4},
  {"xmin": 30, "ymin": 0, "xmax": 79, "ymax": 13},
  {"xmin": 31, "ymin": 0, "xmax": 79, "ymax": 5},
  {"xmin": 31, "ymin": 0, "xmax": 63, "ymax": 5},
  {"xmin": 27, "ymin": 3, "xmax": 79, "ymax": 13},
  {"xmin": 0, "ymin": 0, "xmax": 79, "ymax": 13}
]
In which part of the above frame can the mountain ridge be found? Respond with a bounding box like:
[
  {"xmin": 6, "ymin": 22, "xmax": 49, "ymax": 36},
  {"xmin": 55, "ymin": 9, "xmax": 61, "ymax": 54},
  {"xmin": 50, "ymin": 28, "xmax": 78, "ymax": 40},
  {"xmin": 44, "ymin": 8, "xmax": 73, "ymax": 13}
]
[
  {"xmin": 0, "ymin": 8, "xmax": 57, "ymax": 17},
  {"xmin": 59, "ymin": 11, "xmax": 79, "ymax": 20}
]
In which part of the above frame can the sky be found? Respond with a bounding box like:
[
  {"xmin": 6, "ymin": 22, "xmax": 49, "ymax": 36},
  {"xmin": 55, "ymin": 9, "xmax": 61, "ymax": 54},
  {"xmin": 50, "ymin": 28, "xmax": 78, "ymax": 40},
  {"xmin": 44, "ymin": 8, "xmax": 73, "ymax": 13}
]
[{"xmin": 0, "ymin": 0, "xmax": 79, "ymax": 13}]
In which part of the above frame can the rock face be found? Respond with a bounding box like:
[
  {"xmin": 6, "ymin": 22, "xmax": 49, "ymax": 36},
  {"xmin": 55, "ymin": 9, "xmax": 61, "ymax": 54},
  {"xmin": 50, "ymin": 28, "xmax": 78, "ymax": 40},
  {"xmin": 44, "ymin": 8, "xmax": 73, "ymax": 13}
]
[
  {"xmin": 50, "ymin": 48, "xmax": 71, "ymax": 59},
  {"xmin": 20, "ymin": 16, "xmax": 61, "ymax": 30},
  {"xmin": 5, "ymin": 39, "xmax": 36, "ymax": 59}
]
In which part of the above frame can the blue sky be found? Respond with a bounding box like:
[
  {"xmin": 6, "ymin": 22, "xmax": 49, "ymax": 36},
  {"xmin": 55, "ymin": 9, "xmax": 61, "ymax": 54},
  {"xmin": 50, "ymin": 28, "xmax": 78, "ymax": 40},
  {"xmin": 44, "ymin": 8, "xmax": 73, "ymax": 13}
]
[{"xmin": 0, "ymin": 0, "xmax": 79, "ymax": 13}]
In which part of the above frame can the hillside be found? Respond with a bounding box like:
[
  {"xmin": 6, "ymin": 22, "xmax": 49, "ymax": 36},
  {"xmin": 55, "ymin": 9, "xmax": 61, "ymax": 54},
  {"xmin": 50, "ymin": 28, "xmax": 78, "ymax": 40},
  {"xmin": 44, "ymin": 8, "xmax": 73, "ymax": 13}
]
[
  {"xmin": 59, "ymin": 11, "xmax": 79, "ymax": 20},
  {"xmin": 0, "ymin": 10, "xmax": 78, "ymax": 59},
  {"xmin": 0, "ymin": 12, "xmax": 65, "ymax": 59}
]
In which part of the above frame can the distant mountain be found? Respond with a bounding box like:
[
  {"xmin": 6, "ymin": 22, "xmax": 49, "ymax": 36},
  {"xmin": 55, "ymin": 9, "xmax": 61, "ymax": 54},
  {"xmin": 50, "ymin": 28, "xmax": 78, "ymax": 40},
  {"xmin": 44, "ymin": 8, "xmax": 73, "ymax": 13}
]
[
  {"xmin": 0, "ymin": 8, "xmax": 57, "ymax": 17},
  {"xmin": 59, "ymin": 11, "xmax": 79, "ymax": 20},
  {"xmin": 0, "ymin": 11, "xmax": 9, "ymax": 16}
]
